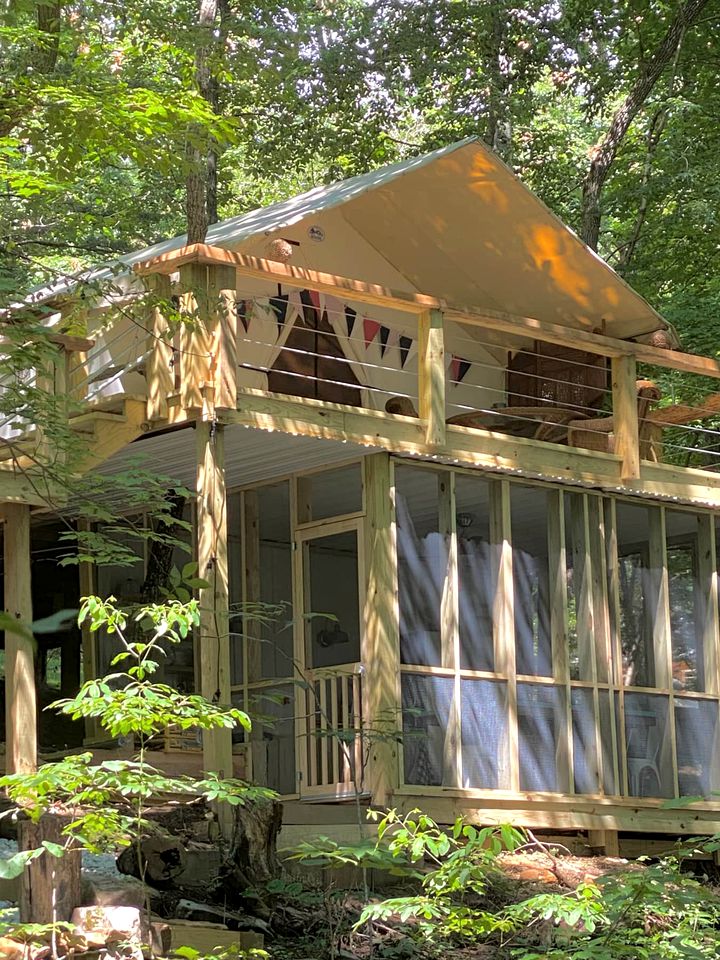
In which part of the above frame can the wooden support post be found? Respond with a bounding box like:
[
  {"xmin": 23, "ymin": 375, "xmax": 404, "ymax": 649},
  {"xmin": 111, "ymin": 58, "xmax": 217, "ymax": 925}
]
[
  {"xmin": 697, "ymin": 516, "xmax": 720, "ymax": 695},
  {"xmin": 418, "ymin": 309, "xmax": 446, "ymax": 447},
  {"xmin": 146, "ymin": 273, "xmax": 174, "ymax": 422},
  {"xmin": 77, "ymin": 518, "xmax": 99, "ymax": 742},
  {"xmin": 362, "ymin": 453, "xmax": 401, "ymax": 805},
  {"xmin": 612, "ymin": 355, "xmax": 640, "ymax": 480},
  {"xmin": 196, "ymin": 420, "xmax": 233, "ymax": 835},
  {"xmin": 438, "ymin": 472, "xmax": 461, "ymax": 788},
  {"xmin": 587, "ymin": 829, "xmax": 620, "ymax": 857},
  {"xmin": 648, "ymin": 507, "xmax": 671, "ymax": 691},
  {"xmin": 4, "ymin": 504, "xmax": 37, "ymax": 774},
  {"xmin": 587, "ymin": 496, "xmax": 611, "ymax": 684},
  {"xmin": 547, "ymin": 489, "xmax": 569, "ymax": 684},
  {"xmin": 243, "ymin": 489, "xmax": 266, "ymax": 785},
  {"xmin": 569, "ymin": 493, "xmax": 595, "ymax": 682},
  {"xmin": 604, "ymin": 499, "xmax": 623, "ymax": 794},
  {"xmin": 490, "ymin": 480, "xmax": 517, "ymax": 791},
  {"xmin": 296, "ymin": 475, "xmax": 312, "ymax": 525}
]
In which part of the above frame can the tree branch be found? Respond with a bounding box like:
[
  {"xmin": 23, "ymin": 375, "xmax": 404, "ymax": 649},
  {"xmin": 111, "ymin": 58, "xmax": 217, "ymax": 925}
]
[{"xmin": 578, "ymin": 0, "xmax": 710, "ymax": 251}]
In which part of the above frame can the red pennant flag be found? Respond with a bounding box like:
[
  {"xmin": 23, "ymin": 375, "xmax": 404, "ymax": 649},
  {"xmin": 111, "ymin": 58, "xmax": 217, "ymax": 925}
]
[{"xmin": 363, "ymin": 318, "xmax": 381, "ymax": 348}]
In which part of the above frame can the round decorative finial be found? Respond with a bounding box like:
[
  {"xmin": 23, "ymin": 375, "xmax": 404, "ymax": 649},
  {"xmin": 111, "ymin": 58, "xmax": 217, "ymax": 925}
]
[
  {"xmin": 648, "ymin": 329, "xmax": 675, "ymax": 350},
  {"xmin": 264, "ymin": 238, "xmax": 294, "ymax": 263}
]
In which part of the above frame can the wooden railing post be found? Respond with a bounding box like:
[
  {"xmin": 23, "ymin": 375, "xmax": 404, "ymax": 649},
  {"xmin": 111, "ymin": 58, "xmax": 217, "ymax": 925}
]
[
  {"xmin": 178, "ymin": 263, "xmax": 237, "ymax": 417},
  {"xmin": 612, "ymin": 355, "xmax": 640, "ymax": 480},
  {"xmin": 179, "ymin": 263, "xmax": 211, "ymax": 412},
  {"xmin": 207, "ymin": 264, "xmax": 238, "ymax": 412},
  {"xmin": 418, "ymin": 308, "xmax": 446, "ymax": 447},
  {"xmin": 3, "ymin": 503, "xmax": 37, "ymax": 774}
]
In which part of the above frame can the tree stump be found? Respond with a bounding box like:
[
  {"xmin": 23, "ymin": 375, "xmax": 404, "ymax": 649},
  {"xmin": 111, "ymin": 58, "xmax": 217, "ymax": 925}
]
[
  {"xmin": 18, "ymin": 814, "xmax": 81, "ymax": 923},
  {"xmin": 116, "ymin": 798, "xmax": 282, "ymax": 901},
  {"xmin": 225, "ymin": 798, "xmax": 282, "ymax": 888}
]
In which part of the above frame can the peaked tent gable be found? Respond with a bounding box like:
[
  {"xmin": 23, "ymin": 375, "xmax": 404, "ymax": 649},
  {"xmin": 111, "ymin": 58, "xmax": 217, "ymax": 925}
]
[{"xmin": 28, "ymin": 137, "xmax": 670, "ymax": 342}]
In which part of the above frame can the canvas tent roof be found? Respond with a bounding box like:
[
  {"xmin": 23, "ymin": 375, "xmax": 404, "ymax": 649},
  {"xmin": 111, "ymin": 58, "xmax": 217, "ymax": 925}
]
[{"xmin": 32, "ymin": 137, "xmax": 669, "ymax": 341}]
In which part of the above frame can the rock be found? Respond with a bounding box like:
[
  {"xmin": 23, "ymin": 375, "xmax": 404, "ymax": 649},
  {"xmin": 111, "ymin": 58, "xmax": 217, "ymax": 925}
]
[
  {"xmin": 0, "ymin": 936, "xmax": 30, "ymax": 960},
  {"xmin": 71, "ymin": 905, "xmax": 146, "ymax": 957},
  {"xmin": 150, "ymin": 920, "xmax": 172, "ymax": 954},
  {"xmin": 80, "ymin": 871, "xmax": 161, "ymax": 909}
]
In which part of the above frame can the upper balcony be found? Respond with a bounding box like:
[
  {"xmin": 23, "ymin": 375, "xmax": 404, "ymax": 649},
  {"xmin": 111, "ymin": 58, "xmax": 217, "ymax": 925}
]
[{"xmin": 8, "ymin": 138, "xmax": 720, "ymax": 510}]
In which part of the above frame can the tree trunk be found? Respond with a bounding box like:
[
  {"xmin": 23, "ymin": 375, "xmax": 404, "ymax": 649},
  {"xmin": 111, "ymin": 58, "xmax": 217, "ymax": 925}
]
[
  {"xmin": 484, "ymin": 5, "xmax": 512, "ymax": 162},
  {"xmin": 0, "ymin": 2, "xmax": 62, "ymax": 139},
  {"xmin": 18, "ymin": 815, "xmax": 81, "ymax": 924},
  {"xmin": 186, "ymin": 0, "xmax": 220, "ymax": 243},
  {"xmin": 578, "ymin": 0, "xmax": 709, "ymax": 251}
]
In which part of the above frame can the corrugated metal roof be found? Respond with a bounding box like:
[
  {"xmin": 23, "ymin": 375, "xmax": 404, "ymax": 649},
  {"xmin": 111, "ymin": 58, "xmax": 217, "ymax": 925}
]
[{"xmin": 96, "ymin": 422, "xmax": 372, "ymax": 493}]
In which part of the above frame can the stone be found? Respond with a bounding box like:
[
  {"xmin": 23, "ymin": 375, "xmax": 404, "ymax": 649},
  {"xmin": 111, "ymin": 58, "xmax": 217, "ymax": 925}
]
[
  {"xmin": 80, "ymin": 873, "xmax": 153, "ymax": 909},
  {"xmin": 71, "ymin": 905, "xmax": 146, "ymax": 957}
]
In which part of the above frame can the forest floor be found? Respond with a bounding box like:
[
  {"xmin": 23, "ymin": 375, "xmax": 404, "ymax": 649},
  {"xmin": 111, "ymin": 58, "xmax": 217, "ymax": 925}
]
[{"xmin": 266, "ymin": 849, "xmax": 651, "ymax": 960}]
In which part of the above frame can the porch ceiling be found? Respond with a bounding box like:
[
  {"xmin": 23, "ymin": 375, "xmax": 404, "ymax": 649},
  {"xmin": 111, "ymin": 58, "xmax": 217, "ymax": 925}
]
[{"xmin": 94, "ymin": 422, "xmax": 372, "ymax": 494}]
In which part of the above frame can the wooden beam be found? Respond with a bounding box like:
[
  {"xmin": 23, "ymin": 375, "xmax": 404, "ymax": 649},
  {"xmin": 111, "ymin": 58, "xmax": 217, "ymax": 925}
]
[
  {"xmin": 362, "ymin": 453, "xmax": 400, "ymax": 805},
  {"xmin": 445, "ymin": 309, "xmax": 720, "ymax": 380},
  {"xmin": 489, "ymin": 480, "xmax": 517, "ymax": 791},
  {"xmin": 547, "ymin": 489, "xmax": 569, "ymax": 683},
  {"xmin": 134, "ymin": 244, "xmax": 720, "ymax": 379},
  {"xmin": 195, "ymin": 420, "xmax": 233, "ymax": 835},
  {"xmin": 697, "ymin": 515, "xmax": 719, "ymax": 695},
  {"xmin": 418, "ymin": 309, "xmax": 446, "ymax": 447},
  {"xmin": 391, "ymin": 791, "xmax": 720, "ymax": 835},
  {"xmin": 4, "ymin": 504, "xmax": 37, "ymax": 774},
  {"xmin": 135, "ymin": 243, "xmax": 436, "ymax": 314},
  {"xmin": 145, "ymin": 273, "xmax": 174, "ymax": 422},
  {"xmin": 612, "ymin": 355, "xmax": 640, "ymax": 480},
  {"xmin": 217, "ymin": 387, "xmax": 720, "ymax": 510}
]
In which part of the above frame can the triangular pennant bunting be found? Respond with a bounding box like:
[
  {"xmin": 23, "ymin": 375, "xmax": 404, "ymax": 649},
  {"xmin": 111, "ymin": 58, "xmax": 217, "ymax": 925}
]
[
  {"xmin": 399, "ymin": 335, "xmax": 413, "ymax": 368},
  {"xmin": 363, "ymin": 318, "xmax": 381, "ymax": 347},
  {"xmin": 236, "ymin": 299, "xmax": 251, "ymax": 333},
  {"xmin": 379, "ymin": 326, "xmax": 390, "ymax": 357},
  {"xmin": 450, "ymin": 355, "xmax": 472, "ymax": 383},
  {"xmin": 300, "ymin": 288, "xmax": 321, "ymax": 325},
  {"xmin": 345, "ymin": 305, "xmax": 357, "ymax": 338},
  {"xmin": 269, "ymin": 293, "xmax": 289, "ymax": 333}
]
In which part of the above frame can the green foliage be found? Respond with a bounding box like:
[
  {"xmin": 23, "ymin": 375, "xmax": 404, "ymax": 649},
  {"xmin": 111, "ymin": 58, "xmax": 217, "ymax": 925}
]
[
  {"xmin": 0, "ymin": 594, "xmax": 270, "ymax": 891},
  {"xmin": 294, "ymin": 807, "xmax": 720, "ymax": 959},
  {"xmin": 175, "ymin": 947, "xmax": 269, "ymax": 960}
]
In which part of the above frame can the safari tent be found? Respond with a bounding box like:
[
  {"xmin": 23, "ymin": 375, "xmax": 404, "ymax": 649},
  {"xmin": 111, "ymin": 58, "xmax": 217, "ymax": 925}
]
[{"xmin": 5, "ymin": 137, "xmax": 720, "ymax": 855}]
